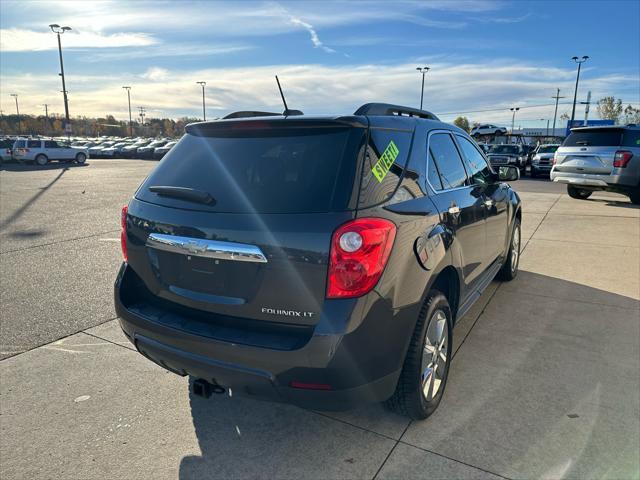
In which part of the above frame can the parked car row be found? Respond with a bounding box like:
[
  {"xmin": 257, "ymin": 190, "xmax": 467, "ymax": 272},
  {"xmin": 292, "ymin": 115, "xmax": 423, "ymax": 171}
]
[
  {"xmin": 76, "ymin": 136, "xmax": 177, "ymax": 159},
  {"xmin": 0, "ymin": 135, "xmax": 179, "ymax": 165}
]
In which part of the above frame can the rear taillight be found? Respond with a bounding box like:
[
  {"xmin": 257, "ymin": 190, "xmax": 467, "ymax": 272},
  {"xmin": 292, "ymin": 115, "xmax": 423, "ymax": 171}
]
[
  {"xmin": 326, "ymin": 218, "xmax": 396, "ymax": 299},
  {"xmin": 120, "ymin": 205, "xmax": 128, "ymax": 262},
  {"xmin": 613, "ymin": 150, "xmax": 633, "ymax": 168}
]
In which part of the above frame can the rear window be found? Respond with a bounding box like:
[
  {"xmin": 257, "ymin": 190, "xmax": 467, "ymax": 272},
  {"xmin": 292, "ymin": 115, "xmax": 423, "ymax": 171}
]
[
  {"xmin": 138, "ymin": 124, "xmax": 366, "ymax": 213},
  {"xmin": 563, "ymin": 129, "xmax": 622, "ymax": 147}
]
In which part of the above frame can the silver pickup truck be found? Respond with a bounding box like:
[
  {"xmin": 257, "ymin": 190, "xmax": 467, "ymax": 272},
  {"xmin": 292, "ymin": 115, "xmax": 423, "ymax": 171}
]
[{"xmin": 551, "ymin": 126, "xmax": 640, "ymax": 204}]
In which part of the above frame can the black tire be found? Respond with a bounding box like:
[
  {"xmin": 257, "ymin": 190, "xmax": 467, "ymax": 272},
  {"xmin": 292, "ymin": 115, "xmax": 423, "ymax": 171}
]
[
  {"xmin": 567, "ymin": 185, "xmax": 592, "ymax": 200},
  {"xmin": 628, "ymin": 189, "xmax": 640, "ymax": 205},
  {"xmin": 385, "ymin": 291, "xmax": 453, "ymax": 420},
  {"xmin": 496, "ymin": 217, "xmax": 520, "ymax": 281},
  {"xmin": 530, "ymin": 168, "xmax": 537, "ymax": 178},
  {"xmin": 75, "ymin": 152, "xmax": 87, "ymax": 164},
  {"xmin": 35, "ymin": 154, "xmax": 48, "ymax": 166}
]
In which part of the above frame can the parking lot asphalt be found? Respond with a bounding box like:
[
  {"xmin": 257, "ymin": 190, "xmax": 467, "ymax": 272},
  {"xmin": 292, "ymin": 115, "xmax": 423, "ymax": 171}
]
[{"xmin": 1, "ymin": 160, "xmax": 639, "ymax": 479}]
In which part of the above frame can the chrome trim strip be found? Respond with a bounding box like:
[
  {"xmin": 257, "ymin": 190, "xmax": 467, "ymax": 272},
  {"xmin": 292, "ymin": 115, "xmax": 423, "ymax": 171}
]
[{"xmin": 146, "ymin": 233, "xmax": 268, "ymax": 263}]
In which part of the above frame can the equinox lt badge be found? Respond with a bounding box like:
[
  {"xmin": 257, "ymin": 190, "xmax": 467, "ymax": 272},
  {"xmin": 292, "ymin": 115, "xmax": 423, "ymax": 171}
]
[{"xmin": 262, "ymin": 307, "xmax": 315, "ymax": 318}]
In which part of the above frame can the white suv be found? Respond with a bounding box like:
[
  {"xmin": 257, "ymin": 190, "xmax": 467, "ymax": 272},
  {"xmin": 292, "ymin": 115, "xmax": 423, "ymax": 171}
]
[
  {"xmin": 12, "ymin": 139, "xmax": 89, "ymax": 166},
  {"xmin": 470, "ymin": 124, "xmax": 508, "ymax": 137}
]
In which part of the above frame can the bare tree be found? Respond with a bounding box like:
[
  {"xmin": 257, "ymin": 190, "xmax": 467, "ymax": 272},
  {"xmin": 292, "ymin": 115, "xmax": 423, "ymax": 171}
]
[
  {"xmin": 596, "ymin": 96, "xmax": 623, "ymax": 123},
  {"xmin": 623, "ymin": 105, "xmax": 640, "ymax": 125}
]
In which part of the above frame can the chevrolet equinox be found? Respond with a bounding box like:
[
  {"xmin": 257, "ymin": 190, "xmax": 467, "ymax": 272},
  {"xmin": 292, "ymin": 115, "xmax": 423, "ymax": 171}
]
[{"xmin": 115, "ymin": 103, "xmax": 522, "ymax": 419}]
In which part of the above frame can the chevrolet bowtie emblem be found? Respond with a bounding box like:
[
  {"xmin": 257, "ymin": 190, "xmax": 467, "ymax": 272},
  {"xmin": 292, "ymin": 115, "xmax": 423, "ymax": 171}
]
[{"xmin": 183, "ymin": 241, "xmax": 208, "ymax": 254}]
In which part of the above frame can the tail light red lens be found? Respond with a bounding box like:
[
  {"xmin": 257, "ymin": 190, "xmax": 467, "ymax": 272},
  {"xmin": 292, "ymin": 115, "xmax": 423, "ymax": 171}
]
[
  {"xmin": 120, "ymin": 205, "xmax": 128, "ymax": 262},
  {"xmin": 613, "ymin": 150, "xmax": 633, "ymax": 168},
  {"xmin": 327, "ymin": 218, "xmax": 396, "ymax": 299}
]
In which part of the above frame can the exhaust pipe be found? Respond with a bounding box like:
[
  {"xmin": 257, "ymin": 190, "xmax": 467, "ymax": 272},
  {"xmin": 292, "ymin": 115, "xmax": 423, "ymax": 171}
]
[{"xmin": 192, "ymin": 378, "xmax": 225, "ymax": 398}]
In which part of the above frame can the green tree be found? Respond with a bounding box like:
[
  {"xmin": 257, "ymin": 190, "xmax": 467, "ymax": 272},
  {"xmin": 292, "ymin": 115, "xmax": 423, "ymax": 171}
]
[
  {"xmin": 453, "ymin": 116, "xmax": 470, "ymax": 132},
  {"xmin": 596, "ymin": 96, "xmax": 623, "ymax": 123}
]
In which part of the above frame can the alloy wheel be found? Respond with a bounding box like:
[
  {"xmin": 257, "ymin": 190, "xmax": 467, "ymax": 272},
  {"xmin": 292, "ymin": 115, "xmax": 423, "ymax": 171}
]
[{"xmin": 421, "ymin": 309, "xmax": 448, "ymax": 402}]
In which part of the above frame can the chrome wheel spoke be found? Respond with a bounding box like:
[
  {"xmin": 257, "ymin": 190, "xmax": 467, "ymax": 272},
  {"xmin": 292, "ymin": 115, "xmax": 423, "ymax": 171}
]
[{"xmin": 422, "ymin": 308, "xmax": 449, "ymax": 402}]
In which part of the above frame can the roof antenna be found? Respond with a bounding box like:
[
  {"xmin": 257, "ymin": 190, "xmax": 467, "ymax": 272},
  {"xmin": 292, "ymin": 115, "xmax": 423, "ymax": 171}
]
[{"xmin": 275, "ymin": 75, "xmax": 303, "ymax": 116}]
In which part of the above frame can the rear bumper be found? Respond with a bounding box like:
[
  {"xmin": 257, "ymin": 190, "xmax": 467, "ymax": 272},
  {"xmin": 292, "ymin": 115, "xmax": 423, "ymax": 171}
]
[
  {"xmin": 114, "ymin": 263, "xmax": 414, "ymax": 410},
  {"xmin": 551, "ymin": 170, "xmax": 638, "ymax": 189}
]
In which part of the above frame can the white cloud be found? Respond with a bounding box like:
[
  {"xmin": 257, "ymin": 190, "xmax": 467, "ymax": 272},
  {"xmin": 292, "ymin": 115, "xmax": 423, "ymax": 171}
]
[
  {"xmin": 0, "ymin": 28, "xmax": 157, "ymax": 52},
  {"xmin": 141, "ymin": 67, "xmax": 170, "ymax": 81},
  {"xmin": 1, "ymin": 61, "xmax": 637, "ymax": 125},
  {"xmin": 289, "ymin": 16, "xmax": 335, "ymax": 53}
]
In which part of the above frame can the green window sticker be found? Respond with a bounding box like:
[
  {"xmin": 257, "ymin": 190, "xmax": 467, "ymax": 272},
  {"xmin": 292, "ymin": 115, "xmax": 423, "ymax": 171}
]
[{"xmin": 371, "ymin": 140, "xmax": 400, "ymax": 183}]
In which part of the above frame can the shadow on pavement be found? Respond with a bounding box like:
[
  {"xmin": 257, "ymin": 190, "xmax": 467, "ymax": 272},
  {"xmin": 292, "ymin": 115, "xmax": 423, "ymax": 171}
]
[
  {"xmin": 178, "ymin": 271, "xmax": 639, "ymax": 479},
  {"xmin": 0, "ymin": 162, "xmax": 88, "ymax": 172},
  {"xmin": 0, "ymin": 166, "xmax": 69, "ymax": 230}
]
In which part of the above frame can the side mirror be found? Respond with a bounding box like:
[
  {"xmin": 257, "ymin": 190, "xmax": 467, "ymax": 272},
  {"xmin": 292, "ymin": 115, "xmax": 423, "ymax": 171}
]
[{"xmin": 498, "ymin": 165, "xmax": 520, "ymax": 182}]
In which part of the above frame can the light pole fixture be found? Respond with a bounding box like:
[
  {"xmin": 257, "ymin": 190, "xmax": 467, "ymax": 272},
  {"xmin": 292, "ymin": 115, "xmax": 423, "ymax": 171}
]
[
  {"xmin": 539, "ymin": 118, "xmax": 550, "ymax": 137},
  {"xmin": 10, "ymin": 93, "xmax": 21, "ymax": 134},
  {"xmin": 510, "ymin": 107, "xmax": 520, "ymax": 135},
  {"xmin": 49, "ymin": 24, "xmax": 72, "ymax": 134},
  {"xmin": 196, "ymin": 81, "xmax": 206, "ymax": 121},
  {"xmin": 416, "ymin": 66, "xmax": 430, "ymax": 110},
  {"xmin": 570, "ymin": 55, "xmax": 589, "ymax": 125},
  {"xmin": 122, "ymin": 86, "xmax": 133, "ymax": 137}
]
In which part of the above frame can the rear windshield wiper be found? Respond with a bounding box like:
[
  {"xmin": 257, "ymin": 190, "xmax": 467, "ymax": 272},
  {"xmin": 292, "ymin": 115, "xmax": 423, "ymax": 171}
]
[{"xmin": 148, "ymin": 186, "xmax": 216, "ymax": 205}]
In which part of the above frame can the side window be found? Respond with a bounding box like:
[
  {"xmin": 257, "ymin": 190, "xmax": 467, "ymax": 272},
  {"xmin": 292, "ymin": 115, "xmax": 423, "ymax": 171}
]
[
  {"xmin": 456, "ymin": 136, "xmax": 493, "ymax": 186},
  {"xmin": 44, "ymin": 140, "xmax": 59, "ymax": 148},
  {"xmin": 427, "ymin": 150, "xmax": 443, "ymax": 191},
  {"xmin": 428, "ymin": 133, "xmax": 468, "ymax": 190},
  {"xmin": 28, "ymin": 140, "xmax": 41, "ymax": 148}
]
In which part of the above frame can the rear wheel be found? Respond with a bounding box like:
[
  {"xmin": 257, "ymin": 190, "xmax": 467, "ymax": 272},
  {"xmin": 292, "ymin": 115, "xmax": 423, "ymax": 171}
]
[
  {"xmin": 567, "ymin": 185, "xmax": 592, "ymax": 200},
  {"xmin": 35, "ymin": 154, "xmax": 48, "ymax": 166},
  {"xmin": 628, "ymin": 189, "xmax": 640, "ymax": 205},
  {"xmin": 496, "ymin": 218, "xmax": 520, "ymax": 281},
  {"xmin": 385, "ymin": 291, "xmax": 452, "ymax": 420}
]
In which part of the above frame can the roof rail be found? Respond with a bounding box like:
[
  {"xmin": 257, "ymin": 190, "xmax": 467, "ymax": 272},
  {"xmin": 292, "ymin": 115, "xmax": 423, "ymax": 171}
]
[
  {"xmin": 223, "ymin": 109, "xmax": 304, "ymax": 119},
  {"xmin": 354, "ymin": 103, "xmax": 439, "ymax": 120}
]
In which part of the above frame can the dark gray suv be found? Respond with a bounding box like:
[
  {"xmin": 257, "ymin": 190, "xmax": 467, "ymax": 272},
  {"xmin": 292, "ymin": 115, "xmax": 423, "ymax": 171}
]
[
  {"xmin": 115, "ymin": 103, "xmax": 522, "ymax": 419},
  {"xmin": 551, "ymin": 126, "xmax": 640, "ymax": 204}
]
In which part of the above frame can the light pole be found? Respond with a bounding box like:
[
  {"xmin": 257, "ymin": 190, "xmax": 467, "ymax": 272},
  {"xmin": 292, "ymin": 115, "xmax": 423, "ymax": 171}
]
[
  {"xmin": 510, "ymin": 107, "xmax": 520, "ymax": 135},
  {"xmin": 10, "ymin": 94, "xmax": 20, "ymax": 134},
  {"xmin": 122, "ymin": 86, "xmax": 133, "ymax": 137},
  {"xmin": 570, "ymin": 56, "xmax": 589, "ymax": 125},
  {"xmin": 49, "ymin": 24, "xmax": 72, "ymax": 134},
  {"xmin": 539, "ymin": 118, "xmax": 550, "ymax": 137},
  {"xmin": 551, "ymin": 88, "xmax": 565, "ymax": 136},
  {"xmin": 196, "ymin": 81, "xmax": 206, "ymax": 121},
  {"xmin": 42, "ymin": 104, "xmax": 50, "ymax": 135},
  {"xmin": 415, "ymin": 66, "xmax": 430, "ymax": 110}
]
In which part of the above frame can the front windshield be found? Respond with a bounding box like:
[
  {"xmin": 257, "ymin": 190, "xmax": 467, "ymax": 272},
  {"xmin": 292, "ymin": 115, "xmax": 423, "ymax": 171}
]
[
  {"xmin": 488, "ymin": 145, "xmax": 519, "ymax": 154},
  {"xmin": 538, "ymin": 145, "xmax": 559, "ymax": 153}
]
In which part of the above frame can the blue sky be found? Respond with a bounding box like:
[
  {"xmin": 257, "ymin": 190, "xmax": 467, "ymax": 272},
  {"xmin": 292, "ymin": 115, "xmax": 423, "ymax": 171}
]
[{"xmin": 1, "ymin": 0, "xmax": 638, "ymax": 128}]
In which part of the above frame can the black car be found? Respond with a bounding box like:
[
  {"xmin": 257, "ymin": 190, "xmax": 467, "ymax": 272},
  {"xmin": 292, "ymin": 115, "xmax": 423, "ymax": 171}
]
[
  {"xmin": 115, "ymin": 103, "xmax": 522, "ymax": 420},
  {"xmin": 486, "ymin": 144, "xmax": 528, "ymax": 173}
]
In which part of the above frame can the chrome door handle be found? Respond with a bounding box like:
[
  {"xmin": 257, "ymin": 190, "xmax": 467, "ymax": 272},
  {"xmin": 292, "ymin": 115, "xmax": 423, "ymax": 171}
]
[{"xmin": 448, "ymin": 206, "xmax": 460, "ymax": 215}]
